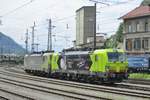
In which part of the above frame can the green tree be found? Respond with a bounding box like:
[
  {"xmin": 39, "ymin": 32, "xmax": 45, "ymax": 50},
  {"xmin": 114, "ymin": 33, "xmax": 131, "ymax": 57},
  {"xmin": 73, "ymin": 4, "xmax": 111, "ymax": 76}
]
[
  {"xmin": 104, "ymin": 23, "xmax": 123, "ymax": 48},
  {"xmin": 141, "ymin": 0, "xmax": 150, "ymax": 6},
  {"xmin": 116, "ymin": 23, "xmax": 123, "ymax": 43}
]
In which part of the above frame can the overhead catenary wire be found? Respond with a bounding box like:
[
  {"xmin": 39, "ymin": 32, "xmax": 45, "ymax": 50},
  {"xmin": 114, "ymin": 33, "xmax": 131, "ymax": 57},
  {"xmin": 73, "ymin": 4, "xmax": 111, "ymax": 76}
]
[
  {"xmin": 36, "ymin": 19, "xmax": 120, "ymax": 39},
  {"xmin": 35, "ymin": 0, "xmax": 135, "ymax": 28},
  {"xmin": 0, "ymin": 0, "xmax": 35, "ymax": 27},
  {"xmin": 27, "ymin": 0, "xmax": 139, "ymax": 51},
  {"xmin": 1, "ymin": 0, "xmax": 133, "ymax": 52},
  {"xmin": 92, "ymin": 0, "xmax": 135, "ymax": 6},
  {"xmin": 0, "ymin": 0, "xmax": 35, "ymax": 17},
  {"xmin": 35, "ymin": 15, "xmax": 76, "ymax": 28},
  {"xmin": 0, "ymin": 0, "xmax": 138, "ymax": 23}
]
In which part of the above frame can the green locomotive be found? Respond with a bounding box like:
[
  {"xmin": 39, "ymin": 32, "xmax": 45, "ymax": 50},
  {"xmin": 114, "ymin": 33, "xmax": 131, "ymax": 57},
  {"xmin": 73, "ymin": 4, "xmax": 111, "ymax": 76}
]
[{"xmin": 24, "ymin": 49, "xmax": 128, "ymax": 83}]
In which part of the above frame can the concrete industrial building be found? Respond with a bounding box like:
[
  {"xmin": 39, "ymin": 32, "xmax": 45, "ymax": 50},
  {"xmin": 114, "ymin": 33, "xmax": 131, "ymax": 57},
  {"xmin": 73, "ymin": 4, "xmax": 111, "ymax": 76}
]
[
  {"xmin": 76, "ymin": 6, "xmax": 95, "ymax": 48},
  {"xmin": 75, "ymin": 6, "xmax": 105, "ymax": 48},
  {"xmin": 121, "ymin": 5, "xmax": 150, "ymax": 54}
]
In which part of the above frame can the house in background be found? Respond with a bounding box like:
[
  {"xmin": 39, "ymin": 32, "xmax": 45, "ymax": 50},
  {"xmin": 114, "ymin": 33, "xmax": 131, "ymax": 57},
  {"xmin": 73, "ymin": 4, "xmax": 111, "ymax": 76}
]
[{"xmin": 121, "ymin": 5, "xmax": 150, "ymax": 54}]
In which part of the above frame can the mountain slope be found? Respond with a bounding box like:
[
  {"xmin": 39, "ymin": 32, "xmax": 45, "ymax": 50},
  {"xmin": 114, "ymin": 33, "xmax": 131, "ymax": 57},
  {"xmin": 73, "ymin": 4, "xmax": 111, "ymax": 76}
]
[{"xmin": 0, "ymin": 32, "xmax": 25, "ymax": 55}]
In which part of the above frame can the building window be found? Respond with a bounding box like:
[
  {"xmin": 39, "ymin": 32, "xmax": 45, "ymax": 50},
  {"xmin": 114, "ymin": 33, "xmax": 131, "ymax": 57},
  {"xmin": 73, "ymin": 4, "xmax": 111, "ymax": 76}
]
[
  {"xmin": 136, "ymin": 21, "xmax": 140, "ymax": 32},
  {"xmin": 142, "ymin": 39, "xmax": 149, "ymax": 49},
  {"xmin": 145, "ymin": 20, "xmax": 148, "ymax": 32},
  {"xmin": 87, "ymin": 37, "xmax": 93, "ymax": 43},
  {"xmin": 128, "ymin": 23, "xmax": 132, "ymax": 33},
  {"xmin": 134, "ymin": 38, "xmax": 141, "ymax": 50},
  {"xmin": 126, "ymin": 39, "xmax": 132, "ymax": 51}
]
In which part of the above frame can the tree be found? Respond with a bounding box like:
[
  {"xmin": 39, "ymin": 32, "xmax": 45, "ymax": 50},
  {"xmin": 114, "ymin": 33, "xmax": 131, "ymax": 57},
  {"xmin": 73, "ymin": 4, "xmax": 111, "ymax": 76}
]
[
  {"xmin": 104, "ymin": 23, "xmax": 123, "ymax": 48},
  {"xmin": 116, "ymin": 23, "xmax": 123, "ymax": 43},
  {"xmin": 141, "ymin": 0, "xmax": 150, "ymax": 6}
]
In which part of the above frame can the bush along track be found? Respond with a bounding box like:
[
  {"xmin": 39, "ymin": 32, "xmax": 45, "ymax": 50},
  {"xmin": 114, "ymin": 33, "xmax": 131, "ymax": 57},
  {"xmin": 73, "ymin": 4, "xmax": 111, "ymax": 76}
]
[{"xmin": 129, "ymin": 73, "xmax": 150, "ymax": 80}]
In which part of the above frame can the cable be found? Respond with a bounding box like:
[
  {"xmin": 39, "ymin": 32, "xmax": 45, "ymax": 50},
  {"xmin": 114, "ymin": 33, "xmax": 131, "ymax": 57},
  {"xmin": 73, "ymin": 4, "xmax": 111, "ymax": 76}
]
[
  {"xmin": 89, "ymin": 0, "xmax": 110, "ymax": 5},
  {"xmin": 99, "ymin": 0, "xmax": 134, "ymax": 4},
  {"xmin": 27, "ymin": 0, "xmax": 138, "ymax": 50},
  {"xmin": 37, "ymin": 33, "xmax": 71, "ymax": 38},
  {"xmin": 36, "ymin": 18, "xmax": 121, "ymax": 38},
  {"xmin": 36, "ymin": 14, "xmax": 118, "ymax": 28},
  {"xmin": 36, "ymin": 0, "xmax": 135, "ymax": 27},
  {"xmin": 36, "ymin": 15, "xmax": 75, "ymax": 27},
  {"xmin": 97, "ymin": 19, "xmax": 121, "ymax": 25},
  {"xmin": 0, "ymin": 0, "xmax": 35, "ymax": 17},
  {"xmin": 53, "ymin": 15, "xmax": 75, "ymax": 22},
  {"xmin": 95, "ymin": 0, "xmax": 138, "ymax": 9}
]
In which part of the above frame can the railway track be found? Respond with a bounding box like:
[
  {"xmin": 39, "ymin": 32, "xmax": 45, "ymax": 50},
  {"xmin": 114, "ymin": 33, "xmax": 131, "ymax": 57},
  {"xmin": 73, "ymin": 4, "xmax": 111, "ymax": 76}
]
[
  {"xmin": 0, "ymin": 67, "xmax": 150, "ymax": 100},
  {"xmin": 7, "ymin": 66, "xmax": 150, "ymax": 92},
  {"xmin": 0, "ymin": 87, "xmax": 35, "ymax": 100},
  {"xmin": 0, "ymin": 69, "xmax": 108, "ymax": 100},
  {"xmin": 0, "ymin": 96, "xmax": 9, "ymax": 100},
  {"xmin": 116, "ymin": 82, "xmax": 150, "ymax": 92},
  {"xmin": 0, "ymin": 77, "xmax": 102, "ymax": 100},
  {"xmin": 124, "ymin": 79, "xmax": 150, "ymax": 85}
]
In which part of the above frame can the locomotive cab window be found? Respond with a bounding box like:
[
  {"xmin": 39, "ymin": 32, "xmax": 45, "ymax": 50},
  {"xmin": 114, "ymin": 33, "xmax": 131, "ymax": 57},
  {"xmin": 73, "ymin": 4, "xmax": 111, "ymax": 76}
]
[
  {"xmin": 107, "ymin": 52, "xmax": 126, "ymax": 62},
  {"xmin": 95, "ymin": 55, "xmax": 99, "ymax": 61}
]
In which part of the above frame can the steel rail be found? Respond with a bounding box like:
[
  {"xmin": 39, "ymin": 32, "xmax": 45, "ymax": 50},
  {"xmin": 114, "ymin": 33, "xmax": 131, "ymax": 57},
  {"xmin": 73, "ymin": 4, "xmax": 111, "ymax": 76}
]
[
  {"xmin": 5, "ymin": 67, "xmax": 150, "ymax": 92},
  {"xmin": 124, "ymin": 79, "xmax": 150, "ymax": 85},
  {"xmin": 0, "ymin": 87, "xmax": 35, "ymax": 100},
  {"xmin": 115, "ymin": 83, "xmax": 150, "ymax": 91},
  {"xmin": 0, "ymin": 69, "xmax": 150, "ymax": 100},
  {"xmin": 0, "ymin": 72, "xmax": 108, "ymax": 100},
  {"xmin": 0, "ymin": 96, "xmax": 9, "ymax": 100},
  {"xmin": 8, "ymin": 67, "xmax": 150, "ymax": 92}
]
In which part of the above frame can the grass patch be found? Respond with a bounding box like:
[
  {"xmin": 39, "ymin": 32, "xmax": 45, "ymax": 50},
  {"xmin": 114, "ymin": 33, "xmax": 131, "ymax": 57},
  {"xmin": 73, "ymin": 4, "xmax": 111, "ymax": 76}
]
[{"xmin": 129, "ymin": 73, "xmax": 150, "ymax": 80}]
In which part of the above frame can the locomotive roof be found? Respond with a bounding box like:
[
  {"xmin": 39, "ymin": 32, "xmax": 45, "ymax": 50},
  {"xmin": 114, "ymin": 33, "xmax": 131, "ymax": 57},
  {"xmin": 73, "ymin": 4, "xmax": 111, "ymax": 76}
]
[
  {"xmin": 63, "ymin": 51, "xmax": 90, "ymax": 55},
  {"xmin": 94, "ymin": 49, "xmax": 124, "ymax": 53},
  {"xmin": 25, "ymin": 54, "xmax": 42, "ymax": 57},
  {"xmin": 62, "ymin": 49, "xmax": 124, "ymax": 55},
  {"xmin": 43, "ymin": 52, "xmax": 53, "ymax": 56}
]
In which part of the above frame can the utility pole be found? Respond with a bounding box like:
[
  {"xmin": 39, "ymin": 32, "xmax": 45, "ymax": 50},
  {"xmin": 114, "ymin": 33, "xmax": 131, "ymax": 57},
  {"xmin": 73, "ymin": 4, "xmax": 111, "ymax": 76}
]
[
  {"xmin": 89, "ymin": 0, "xmax": 110, "ymax": 50},
  {"xmin": 31, "ymin": 21, "xmax": 36, "ymax": 53},
  {"xmin": 47, "ymin": 19, "xmax": 52, "ymax": 51},
  {"xmin": 0, "ymin": 17, "xmax": 2, "ymax": 61},
  {"xmin": 94, "ymin": 3, "xmax": 96, "ymax": 50},
  {"xmin": 25, "ymin": 29, "xmax": 29, "ymax": 54},
  {"xmin": 35, "ymin": 43, "xmax": 39, "ymax": 52}
]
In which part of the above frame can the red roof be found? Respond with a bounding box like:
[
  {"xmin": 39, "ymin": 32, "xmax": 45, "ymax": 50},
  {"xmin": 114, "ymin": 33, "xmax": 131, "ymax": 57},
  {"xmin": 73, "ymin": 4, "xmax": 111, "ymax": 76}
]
[{"xmin": 121, "ymin": 5, "xmax": 150, "ymax": 19}]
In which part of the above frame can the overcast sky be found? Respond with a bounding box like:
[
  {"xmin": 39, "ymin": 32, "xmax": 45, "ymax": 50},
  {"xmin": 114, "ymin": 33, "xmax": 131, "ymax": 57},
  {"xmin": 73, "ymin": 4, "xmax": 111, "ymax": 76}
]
[{"xmin": 0, "ymin": 0, "xmax": 143, "ymax": 52}]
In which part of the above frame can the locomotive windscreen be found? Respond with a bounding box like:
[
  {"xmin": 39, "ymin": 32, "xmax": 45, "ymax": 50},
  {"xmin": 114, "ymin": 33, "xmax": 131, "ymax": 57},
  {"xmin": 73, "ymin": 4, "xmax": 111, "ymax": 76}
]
[{"xmin": 107, "ymin": 52, "xmax": 126, "ymax": 62}]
